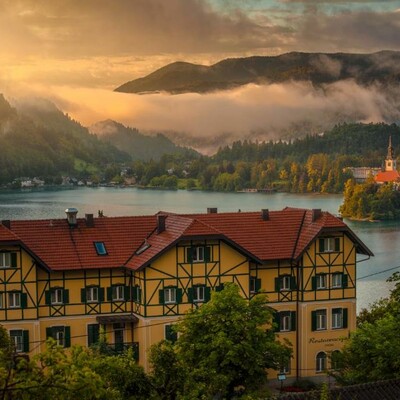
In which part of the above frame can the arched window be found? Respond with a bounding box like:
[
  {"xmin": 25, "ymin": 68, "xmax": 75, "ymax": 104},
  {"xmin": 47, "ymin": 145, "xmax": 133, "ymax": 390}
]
[
  {"xmin": 316, "ymin": 351, "xmax": 327, "ymax": 372},
  {"xmin": 330, "ymin": 350, "xmax": 341, "ymax": 370}
]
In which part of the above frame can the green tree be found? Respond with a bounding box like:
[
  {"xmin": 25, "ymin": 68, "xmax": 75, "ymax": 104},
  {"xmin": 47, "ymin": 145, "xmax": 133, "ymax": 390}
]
[{"xmin": 169, "ymin": 283, "xmax": 291, "ymax": 398}]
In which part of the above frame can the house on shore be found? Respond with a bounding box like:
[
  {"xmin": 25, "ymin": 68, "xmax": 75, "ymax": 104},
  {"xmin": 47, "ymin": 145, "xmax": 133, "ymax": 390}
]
[{"xmin": 0, "ymin": 207, "xmax": 372, "ymax": 380}]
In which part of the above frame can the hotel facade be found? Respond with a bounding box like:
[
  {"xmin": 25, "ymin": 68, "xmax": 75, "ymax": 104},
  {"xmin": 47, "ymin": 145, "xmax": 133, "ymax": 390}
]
[{"xmin": 0, "ymin": 207, "xmax": 372, "ymax": 379}]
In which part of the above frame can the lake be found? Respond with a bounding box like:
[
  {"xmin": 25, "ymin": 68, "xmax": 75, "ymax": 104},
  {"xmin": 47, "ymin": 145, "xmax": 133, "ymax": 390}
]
[{"xmin": 1, "ymin": 187, "xmax": 398, "ymax": 312}]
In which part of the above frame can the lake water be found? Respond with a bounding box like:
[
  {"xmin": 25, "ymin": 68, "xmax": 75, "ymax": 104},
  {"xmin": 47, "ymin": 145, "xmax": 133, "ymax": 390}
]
[{"xmin": 0, "ymin": 187, "xmax": 398, "ymax": 312}]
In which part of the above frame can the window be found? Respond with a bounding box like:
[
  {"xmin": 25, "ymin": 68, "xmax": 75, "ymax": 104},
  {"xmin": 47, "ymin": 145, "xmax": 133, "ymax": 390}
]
[
  {"xmin": 312, "ymin": 309, "xmax": 327, "ymax": 331},
  {"xmin": 332, "ymin": 273, "xmax": 348, "ymax": 288},
  {"xmin": 319, "ymin": 237, "xmax": 340, "ymax": 253},
  {"xmin": 332, "ymin": 308, "xmax": 348, "ymax": 329},
  {"xmin": 186, "ymin": 246, "xmax": 211, "ymax": 263},
  {"xmin": 330, "ymin": 350, "xmax": 342, "ymax": 370},
  {"xmin": 8, "ymin": 292, "xmax": 21, "ymax": 308},
  {"xmin": 46, "ymin": 326, "xmax": 71, "ymax": 348},
  {"xmin": 275, "ymin": 275, "xmax": 295, "ymax": 292},
  {"xmin": 87, "ymin": 324, "xmax": 100, "ymax": 347},
  {"xmin": 164, "ymin": 288, "xmax": 176, "ymax": 304},
  {"xmin": 280, "ymin": 359, "xmax": 291, "ymax": 374},
  {"xmin": 112, "ymin": 285, "xmax": 125, "ymax": 301},
  {"xmin": 159, "ymin": 287, "xmax": 182, "ymax": 305},
  {"xmin": 316, "ymin": 352, "xmax": 327, "ymax": 372},
  {"xmin": 87, "ymin": 287, "xmax": 99, "ymax": 303},
  {"xmin": 274, "ymin": 311, "xmax": 296, "ymax": 332},
  {"xmin": 315, "ymin": 274, "xmax": 327, "ymax": 290},
  {"xmin": 51, "ymin": 288, "xmax": 63, "ymax": 305},
  {"xmin": 132, "ymin": 285, "xmax": 141, "ymax": 303},
  {"xmin": 0, "ymin": 252, "xmax": 16, "ymax": 268},
  {"xmin": 0, "ymin": 293, "xmax": 3, "ymax": 309},
  {"xmin": 250, "ymin": 277, "xmax": 261, "ymax": 294},
  {"xmin": 193, "ymin": 286, "xmax": 205, "ymax": 302},
  {"xmin": 9, "ymin": 330, "xmax": 29, "ymax": 353},
  {"xmin": 165, "ymin": 324, "xmax": 177, "ymax": 343},
  {"xmin": 94, "ymin": 242, "xmax": 107, "ymax": 255}
]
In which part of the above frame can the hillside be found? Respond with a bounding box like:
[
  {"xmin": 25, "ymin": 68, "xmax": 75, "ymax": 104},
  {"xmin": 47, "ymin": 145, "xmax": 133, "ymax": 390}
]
[
  {"xmin": 90, "ymin": 120, "xmax": 198, "ymax": 161},
  {"xmin": 0, "ymin": 95, "xmax": 130, "ymax": 184},
  {"xmin": 115, "ymin": 51, "xmax": 400, "ymax": 94}
]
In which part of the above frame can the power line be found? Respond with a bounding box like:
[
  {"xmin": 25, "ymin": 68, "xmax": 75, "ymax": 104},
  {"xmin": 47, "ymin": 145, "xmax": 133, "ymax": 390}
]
[{"xmin": 357, "ymin": 264, "xmax": 400, "ymax": 280}]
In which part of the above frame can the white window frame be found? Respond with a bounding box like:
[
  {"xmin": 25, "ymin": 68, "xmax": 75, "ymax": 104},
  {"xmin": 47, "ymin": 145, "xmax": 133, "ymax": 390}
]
[
  {"xmin": 164, "ymin": 288, "xmax": 176, "ymax": 304},
  {"xmin": 193, "ymin": 286, "xmax": 205, "ymax": 303},
  {"xmin": 316, "ymin": 274, "xmax": 327, "ymax": 290},
  {"xmin": 280, "ymin": 312, "xmax": 291, "ymax": 332},
  {"xmin": 321, "ymin": 237, "xmax": 339, "ymax": 253},
  {"xmin": 8, "ymin": 292, "xmax": 21, "ymax": 308},
  {"xmin": 192, "ymin": 246, "xmax": 205, "ymax": 262},
  {"xmin": 51, "ymin": 288, "xmax": 63, "ymax": 305},
  {"xmin": 280, "ymin": 275, "xmax": 291, "ymax": 291},
  {"xmin": 332, "ymin": 273, "xmax": 342, "ymax": 288},
  {"xmin": 56, "ymin": 329, "xmax": 65, "ymax": 347},
  {"xmin": 10, "ymin": 330, "xmax": 23, "ymax": 352},
  {"xmin": 250, "ymin": 277, "xmax": 256, "ymax": 294},
  {"xmin": 112, "ymin": 286, "xmax": 125, "ymax": 301},
  {"xmin": 316, "ymin": 352, "xmax": 327, "ymax": 372},
  {"xmin": 316, "ymin": 309, "xmax": 327, "ymax": 331},
  {"xmin": 0, "ymin": 253, "xmax": 11, "ymax": 268},
  {"xmin": 332, "ymin": 308, "xmax": 343, "ymax": 329},
  {"xmin": 86, "ymin": 287, "xmax": 99, "ymax": 303}
]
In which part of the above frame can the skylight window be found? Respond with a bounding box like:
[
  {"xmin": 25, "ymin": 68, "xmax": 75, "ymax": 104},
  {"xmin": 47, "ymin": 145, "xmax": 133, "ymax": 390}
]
[
  {"xmin": 136, "ymin": 240, "xmax": 151, "ymax": 255},
  {"xmin": 94, "ymin": 242, "xmax": 107, "ymax": 255}
]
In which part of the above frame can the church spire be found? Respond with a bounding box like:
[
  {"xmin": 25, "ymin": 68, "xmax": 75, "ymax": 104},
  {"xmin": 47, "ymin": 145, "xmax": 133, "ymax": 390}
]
[
  {"xmin": 385, "ymin": 135, "xmax": 396, "ymax": 172},
  {"xmin": 387, "ymin": 135, "xmax": 394, "ymax": 160}
]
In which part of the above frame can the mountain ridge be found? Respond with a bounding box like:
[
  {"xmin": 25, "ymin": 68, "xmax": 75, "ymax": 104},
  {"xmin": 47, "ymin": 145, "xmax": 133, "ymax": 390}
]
[{"xmin": 115, "ymin": 50, "xmax": 400, "ymax": 94}]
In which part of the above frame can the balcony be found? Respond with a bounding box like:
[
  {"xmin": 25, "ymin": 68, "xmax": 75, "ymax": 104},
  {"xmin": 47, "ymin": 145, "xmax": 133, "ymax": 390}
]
[{"xmin": 105, "ymin": 342, "xmax": 139, "ymax": 361}]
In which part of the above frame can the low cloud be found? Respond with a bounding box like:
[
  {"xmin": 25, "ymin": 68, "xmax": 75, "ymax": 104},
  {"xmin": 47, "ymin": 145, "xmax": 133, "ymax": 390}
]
[{"xmin": 7, "ymin": 79, "xmax": 399, "ymax": 154}]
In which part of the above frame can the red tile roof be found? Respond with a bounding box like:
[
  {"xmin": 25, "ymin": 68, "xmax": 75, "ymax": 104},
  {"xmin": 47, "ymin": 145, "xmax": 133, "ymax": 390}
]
[
  {"xmin": 0, "ymin": 208, "xmax": 372, "ymax": 271},
  {"xmin": 375, "ymin": 170, "xmax": 400, "ymax": 183}
]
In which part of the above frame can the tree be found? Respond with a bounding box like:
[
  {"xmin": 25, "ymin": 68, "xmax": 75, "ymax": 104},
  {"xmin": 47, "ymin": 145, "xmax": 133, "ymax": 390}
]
[{"xmin": 149, "ymin": 284, "xmax": 291, "ymax": 399}]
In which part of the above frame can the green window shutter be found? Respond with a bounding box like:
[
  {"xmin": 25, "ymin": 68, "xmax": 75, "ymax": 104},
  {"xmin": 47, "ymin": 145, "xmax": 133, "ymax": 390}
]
[
  {"xmin": 11, "ymin": 253, "xmax": 17, "ymax": 268},
  {"xmin": 205, "ymin": 247, "xmax": 211, "ymax": 262},
  {"xmin": 291, "ymin": 311, "xmax": 296, "ymax": 332},
  {"xmin": 311, "ymin": 311, "xmax": 317, "ymax": 331},
  {"xmin": 107, "ymin": 287, "xmax": 112, "ymax": 301},
  {"xmin": 125, "ymin": 286, "xmax": 131, "ymax": 301},
  {"xmin": 176, "ymin": 288, "xmax": 183, "ymax": 304},
  {"xmin": 132, "ymin": 286, "xmax": 138, "ymax": 302},
  {"xmin": 45, "ymin": 290, "xmax": 51, "ymax": 305},
  {"xmin": 275, "ymin": 277, "xmax": 280, "ymax": 292},
  {"xmin": 88, "ymin": 324, "xmax": 100, "ymax": 346},
  {"xmin": 273, "ymin": 312, "xmax": 280, "ymax": 332},
  {"xmin": 81, "ymin": 288, "xmax": 86, "ymax": 303},
  {"xmin": 205, "ymin": 287, "xmax": 211, "ymax": 302},
  {"xmin": 335, "ymin": 238, "xmax": 340, "ymax": 252},
  {"xmin": 165, "ymin": 325, "xmax": 177, "ymax": 343},
  {"xmin": 22, "ymin": 330, "xmax": 29, "ymax": 352},
  {"xmin": 64, "ymin": 326, "xmax": 71, "ymax": 348},
  {"xmin": 46, "ymin": 327, "xmax": 53, "ymax": 339},
  {"xmin": 215, "ymin": 284, "xmax": 224, "ymax": 292},
  {"xmin": 99, "ymin": 287, "xmax": 105, "ymax": 302},
  {"xmin": 311, "ymin": 277, "xmax": 316, "ymax": 290},
  {"xmin": 255, "ymin": 278, "xmax": 262, "ymax": 292},
  {"xmin": 159, "ymin": 289, "xmax": 164, "ymax": 304},
  {"xmin": 342, "ymin": 274, "xmax": 348, "ymax": 288},
  {"xmin": 343, "ymin": 308, "xmax": 348, "ymax": 329},
  {"xmin": 21, "ymin": 293, "xmax": 27, "ymax": 309},
  {"xmin": 187, "ymin": 287, "xmax": 193, "ymax": 303},
  {"xmin": 186, "ymin": 248, "xmax": 193, "ymax": 263},
  {"xmin": 290, "ymin": 277, "xmax": 296, "ymax": 290},
  {"xmin": 63, "ymin": 289, "xmax": 69, "ymax": 304},
  {"xmin": 319, "ymin": 238, "xmax": 324, "ymax": 252}
]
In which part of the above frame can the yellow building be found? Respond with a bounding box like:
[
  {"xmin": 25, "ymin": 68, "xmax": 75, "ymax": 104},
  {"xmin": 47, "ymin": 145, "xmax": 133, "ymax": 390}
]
[{"xmin": 0, "ymin": 207, "xmax": 372, "ymax": 379}]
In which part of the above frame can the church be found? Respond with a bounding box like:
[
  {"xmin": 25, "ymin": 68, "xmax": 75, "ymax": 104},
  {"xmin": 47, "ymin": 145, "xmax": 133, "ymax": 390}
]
[{"xmin": 374, "ymin": 136, "xmax": 400, "ymax": 184}]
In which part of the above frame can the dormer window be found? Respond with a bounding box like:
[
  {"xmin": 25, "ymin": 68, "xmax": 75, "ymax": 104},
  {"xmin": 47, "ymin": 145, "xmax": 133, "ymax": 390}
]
[{"xmin": 94, "ymin": 242, "xmax": 107, "ymax": 255}]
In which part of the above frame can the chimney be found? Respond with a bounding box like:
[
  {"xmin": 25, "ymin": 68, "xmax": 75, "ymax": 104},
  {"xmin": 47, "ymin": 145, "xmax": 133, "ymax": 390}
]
[
  {"xmin": 261, "ymin": 209, "xmax": 269, "ymax": 221},
  {"xmin": 312, "ymin": 209, "xmax": 322, "ymax": 222},
  {"xmin": 157, "ymin": 214, "xmax": 167, "ymax": 234},
  {"xmin": 65, "ymin": 208, "xmax": 78, "ymax": 226},
  {"xmin": 1, "ymin": 220, "xmax": 11, "ymax": 229},
  {"xmin": 85, "ymin": 214, "xmax": 94, "ymax": 227},
  {"xmin": 207, "ymin": 208, "xmax": 218, "ymax": 214}
]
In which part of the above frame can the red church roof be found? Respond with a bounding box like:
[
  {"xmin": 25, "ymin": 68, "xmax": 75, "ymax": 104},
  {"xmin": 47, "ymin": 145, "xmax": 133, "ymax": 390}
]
[
  {"xmin": 0, "ymin": 208, "xmax": 373, "ymax": 271},
  {"xmin": 375, "ymin": 170, "xmax": 400, "ymax": 183}
]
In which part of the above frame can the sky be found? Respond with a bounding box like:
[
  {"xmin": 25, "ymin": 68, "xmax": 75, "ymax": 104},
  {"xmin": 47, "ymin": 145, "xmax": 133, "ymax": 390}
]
[{"xmin": 1, "ymin": 0, "xmax": 400, "ymax": 150}]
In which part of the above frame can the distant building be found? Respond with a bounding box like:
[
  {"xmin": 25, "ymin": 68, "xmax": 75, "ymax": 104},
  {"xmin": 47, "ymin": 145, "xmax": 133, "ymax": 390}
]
[
  {"xmin": 375, "ymin": 136, "xmax": 400, "ymax": 184},
  {"xmin": 346, "ymin": 167, "xmax": 380, "ymax": 183}
]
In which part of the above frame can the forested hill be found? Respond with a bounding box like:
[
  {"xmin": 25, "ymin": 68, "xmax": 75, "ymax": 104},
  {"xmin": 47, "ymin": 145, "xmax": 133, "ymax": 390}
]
[
  {"xmin": 0, "ymin": 95, "xmax": 130, "ymax": 184},
  {"xmin": 115, "ymin": 51, "xmax": 400, "ymax": 94},
  {"xmin": 214, "ymin": 123, "xmax": 400, "ymax": 166},
  {"xmin": 90, "ymin": 120, "xmax": 198, "ymax": 161}
]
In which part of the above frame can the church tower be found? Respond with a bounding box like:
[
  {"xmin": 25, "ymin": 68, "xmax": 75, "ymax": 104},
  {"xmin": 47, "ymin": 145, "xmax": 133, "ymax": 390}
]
[{"xmin": 385, "ymin": 136, "xmax": 396, "ymax": 172}]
